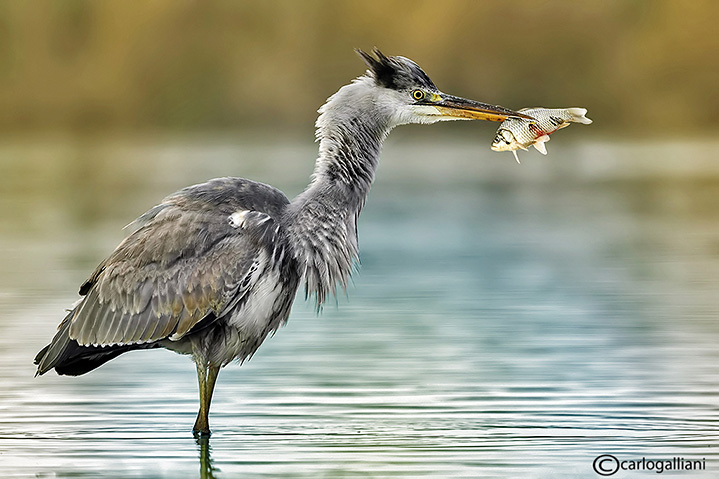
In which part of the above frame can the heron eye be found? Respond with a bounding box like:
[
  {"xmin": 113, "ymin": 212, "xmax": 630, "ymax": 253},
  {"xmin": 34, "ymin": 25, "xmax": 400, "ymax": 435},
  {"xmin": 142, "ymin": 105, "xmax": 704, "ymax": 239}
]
[{"xmin": 412, "ymin": 90, "xmax": 425, "ymax": 101}]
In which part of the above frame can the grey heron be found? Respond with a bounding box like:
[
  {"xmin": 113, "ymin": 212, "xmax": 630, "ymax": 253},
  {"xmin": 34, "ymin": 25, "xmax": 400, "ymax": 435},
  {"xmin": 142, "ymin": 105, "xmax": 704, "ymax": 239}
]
[{"xmin": 35, "ymin": 49, "xmax": 530, "ymax": 436}]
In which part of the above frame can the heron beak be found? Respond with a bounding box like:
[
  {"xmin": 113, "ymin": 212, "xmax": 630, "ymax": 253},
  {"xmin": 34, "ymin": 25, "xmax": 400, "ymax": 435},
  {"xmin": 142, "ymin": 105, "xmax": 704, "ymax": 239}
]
[{"xmin": 432, "ymin": 94, "xmax": 533, "ymax": 122}]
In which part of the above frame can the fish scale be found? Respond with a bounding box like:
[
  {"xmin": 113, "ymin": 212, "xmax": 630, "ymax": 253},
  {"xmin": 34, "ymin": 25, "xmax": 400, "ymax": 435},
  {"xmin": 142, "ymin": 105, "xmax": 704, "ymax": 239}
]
[{"xmin": 491, "ymin": 107, "xmax": 592, "ymax": 162}]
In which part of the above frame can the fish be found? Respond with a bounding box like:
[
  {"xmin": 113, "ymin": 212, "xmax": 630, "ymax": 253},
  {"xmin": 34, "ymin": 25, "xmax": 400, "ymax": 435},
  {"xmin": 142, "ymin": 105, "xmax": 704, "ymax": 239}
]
[{"xmin": 491, "ymin": 107, "xmax": 592, "ymax": 163}]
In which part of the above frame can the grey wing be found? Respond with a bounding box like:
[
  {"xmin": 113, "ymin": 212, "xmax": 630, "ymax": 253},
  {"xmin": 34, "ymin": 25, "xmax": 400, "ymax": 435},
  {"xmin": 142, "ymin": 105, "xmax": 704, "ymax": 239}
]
[{"xmin": 67, "ymin": 196, "xmax": 283, "ymax": 348}]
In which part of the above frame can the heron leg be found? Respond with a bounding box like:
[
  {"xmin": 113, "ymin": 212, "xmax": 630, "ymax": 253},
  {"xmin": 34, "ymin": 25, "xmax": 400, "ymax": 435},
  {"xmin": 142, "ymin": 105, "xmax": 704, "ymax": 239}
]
[{"xmin": 193, "ymin": 363, "xmax": 221, "ymax": 437}]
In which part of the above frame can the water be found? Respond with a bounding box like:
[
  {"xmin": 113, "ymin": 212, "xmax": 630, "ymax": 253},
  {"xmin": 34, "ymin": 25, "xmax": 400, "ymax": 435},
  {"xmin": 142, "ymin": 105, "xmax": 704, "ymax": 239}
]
[{"xmin": 1, "ymin": 137, "xmax": 718, "ymax": 478}]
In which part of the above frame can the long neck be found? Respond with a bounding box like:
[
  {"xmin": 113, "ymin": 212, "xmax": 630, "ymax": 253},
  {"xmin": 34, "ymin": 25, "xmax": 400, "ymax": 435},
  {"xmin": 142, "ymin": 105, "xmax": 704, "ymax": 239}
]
[
  {"xmin": 285, "ymin": 79, "xmax": 391, "ymax": 306},
  {"xmin": 311, "ymin": 107, "xmax": 388, "ymax": 204}
]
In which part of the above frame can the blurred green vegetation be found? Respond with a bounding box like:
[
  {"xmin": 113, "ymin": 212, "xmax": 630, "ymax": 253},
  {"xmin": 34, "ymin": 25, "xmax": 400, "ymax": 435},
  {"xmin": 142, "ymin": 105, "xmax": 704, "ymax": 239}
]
[{"xmin": 0, "ymin": 0, "xmax": 716, "ymax": 135}]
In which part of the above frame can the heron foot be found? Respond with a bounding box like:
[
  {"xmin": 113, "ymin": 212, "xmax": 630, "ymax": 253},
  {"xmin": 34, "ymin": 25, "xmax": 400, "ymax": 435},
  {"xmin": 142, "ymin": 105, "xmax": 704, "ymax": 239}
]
[{"xmin": 193, "ymin": 426, "xmax": 212, "ymax": 438}]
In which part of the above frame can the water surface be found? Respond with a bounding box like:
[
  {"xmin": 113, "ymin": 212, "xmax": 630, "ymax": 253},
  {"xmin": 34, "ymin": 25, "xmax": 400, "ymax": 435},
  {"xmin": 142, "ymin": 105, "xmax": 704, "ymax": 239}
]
[{"xmin": 1, "ymin": 138, "xmax": 718, "ymax": 478}]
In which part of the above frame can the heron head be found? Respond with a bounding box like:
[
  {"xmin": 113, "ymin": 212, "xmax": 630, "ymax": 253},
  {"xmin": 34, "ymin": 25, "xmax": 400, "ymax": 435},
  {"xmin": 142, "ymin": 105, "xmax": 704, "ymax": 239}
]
[{"xmin": 356, "ymin": 48, "xmax": 532, "ymax": 126}]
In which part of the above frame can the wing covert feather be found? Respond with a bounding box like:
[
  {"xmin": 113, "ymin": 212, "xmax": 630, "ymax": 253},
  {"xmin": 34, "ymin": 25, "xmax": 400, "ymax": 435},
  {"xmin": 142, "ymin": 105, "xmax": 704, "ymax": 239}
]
[{"xmin": 68, "ymin": 179, "xmax": 288, "ymax": 347}]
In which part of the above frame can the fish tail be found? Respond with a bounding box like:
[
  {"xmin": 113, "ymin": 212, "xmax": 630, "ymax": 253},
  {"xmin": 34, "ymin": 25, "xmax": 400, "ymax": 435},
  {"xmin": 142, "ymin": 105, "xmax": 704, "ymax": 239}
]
[{"xmin": 567, "ymin": 108, "xmax": 592, "ymax": 124}]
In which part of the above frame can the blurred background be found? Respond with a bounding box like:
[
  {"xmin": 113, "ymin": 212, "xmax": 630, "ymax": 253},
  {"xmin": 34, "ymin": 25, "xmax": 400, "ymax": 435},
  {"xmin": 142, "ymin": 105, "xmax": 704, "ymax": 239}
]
[
  {"xmin": 2, "ymin": 1, "xmax": 719, "ymax": 478},
  {"xmin": 0, "ymin": 0, "xmax": 717, "ymax": 134}
]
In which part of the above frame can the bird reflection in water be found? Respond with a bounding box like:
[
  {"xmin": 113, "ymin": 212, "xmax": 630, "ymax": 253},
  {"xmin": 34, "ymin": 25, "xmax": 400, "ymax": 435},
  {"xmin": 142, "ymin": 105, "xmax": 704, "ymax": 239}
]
[{"xmin": 197, "ymin": 436, "xmax": 219, "ymax": 479}]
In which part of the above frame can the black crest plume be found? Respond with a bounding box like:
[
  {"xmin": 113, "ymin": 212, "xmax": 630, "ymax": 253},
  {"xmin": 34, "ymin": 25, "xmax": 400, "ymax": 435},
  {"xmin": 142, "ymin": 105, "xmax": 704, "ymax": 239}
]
[{"xmin": 355, "ymin": 48, "xmax": 437, "ymax": 91}]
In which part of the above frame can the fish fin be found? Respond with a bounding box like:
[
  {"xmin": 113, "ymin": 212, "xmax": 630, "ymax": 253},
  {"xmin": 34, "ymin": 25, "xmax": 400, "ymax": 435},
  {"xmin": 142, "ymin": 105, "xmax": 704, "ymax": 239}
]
[
  {"xmin": 567, "ymin": 107, "xmax": 593, "ymax": 124},
  {"xmin": 533, "ymin": 136, "xmax": 550, "ymax": 155},
  {"xmin": 512, "ymin": 150, "xmax": 521, "ymax": 164}
]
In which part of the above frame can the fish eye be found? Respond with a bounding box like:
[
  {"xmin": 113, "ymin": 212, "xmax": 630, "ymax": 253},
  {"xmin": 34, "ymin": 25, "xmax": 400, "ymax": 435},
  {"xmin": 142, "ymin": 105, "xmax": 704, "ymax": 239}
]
[
  {"xmin": 501, "ymin": 130, "xmax": 514, "ymax": 142},
  {"xmin": 412, "ymin": 90, "xmax": 426, "ymax": 101}
]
